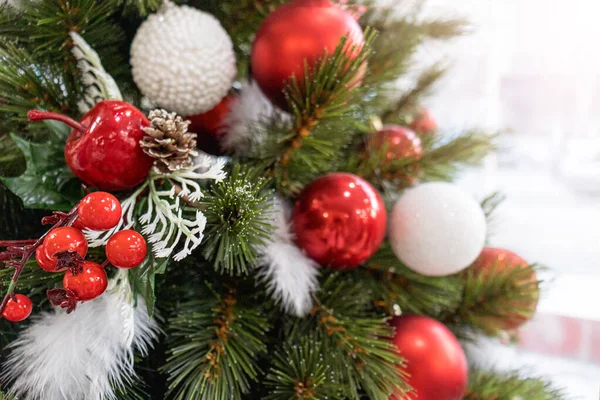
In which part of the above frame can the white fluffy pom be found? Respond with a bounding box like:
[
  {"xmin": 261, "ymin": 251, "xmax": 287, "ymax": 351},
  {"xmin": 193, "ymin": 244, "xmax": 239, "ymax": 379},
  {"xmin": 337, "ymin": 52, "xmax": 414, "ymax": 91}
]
[
  {"xmin": 257, "ymin": 197, "xmax": 319, "ymax": 317},
  {"xmin": 389, "ymin": 182, "xmax": 487, "ymax": 276},
  {"xmin": 1, "ymin": 273, "xmax": 160, "ymax": 400},
  {"xmin": 221, "ymin": 81, "xmax": 290, "ymax": 156},
  {"xmin": 130, "ymin": 2, "xmax": 236, "ymax": 115}
]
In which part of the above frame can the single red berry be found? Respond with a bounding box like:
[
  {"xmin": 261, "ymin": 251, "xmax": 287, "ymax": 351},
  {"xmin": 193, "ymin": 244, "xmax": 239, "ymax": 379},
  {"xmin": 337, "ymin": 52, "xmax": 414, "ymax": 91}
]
[
  {"xmin": 77, "ymin": 192, "xmax": 122, "ymax": 231},
  {"xmin": 63, "ymin": 261, "xmax": 108, "ymax": 301},
  {"xmin": 35, "ymin": 245, "xmax": 65, "ymax": 272},
  {"xmin": 43, "ymin": 227, "xmax": 88, "ymax": 262},
  {"xmin": 106, "ymin": 230, "xmax": 147, "ymax": 269},
  {"xmin": 2, "ymin": 294, "xmax": 33, "ymax": 322}
]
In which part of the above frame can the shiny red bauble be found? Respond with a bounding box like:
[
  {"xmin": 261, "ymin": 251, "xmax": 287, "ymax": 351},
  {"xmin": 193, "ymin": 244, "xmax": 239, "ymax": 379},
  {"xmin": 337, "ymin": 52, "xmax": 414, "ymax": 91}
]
[
  {"xmin": 2, "ymin": 294, "xmax": 33, "ymax": 322},
  {"xmin": 369, "ymin": 125, "xmax": 422, "ymax": 162},
  {"xmin": 471, "ymin": 247, "xmax": 540, "ymax": 331},
  {"xmin": 43, "ymin": 227, "xmax": 88, "ymax": 263},
  {"xmin": 28, "ymin": 101, "xmax": 154, "ymax": 191},
  {"xmin": 251, "ymin": 0, "xmax": 365, "ymax": 109},
  {"xmin": 77, "ymin": 192, "xmax": 122, "ymax": 231},
  {"xmin": 390, "ymin": 315, "xmax": 468, "ymax": 400},
  {"xmin": 186, "ymin": 93, "xmax": 238, "ymax": 156},
  {"xmin": 105, "ymin": 230, "xmax": 147, "ymax": 269},
  {"xmin": 63, "ymin": 261, "xmax": 108, "ymax": 301},
  {"xmin": 35, "ymin": 245, "xmax": 61, "ymax": 272},
  {"xmin": 409, "ymin": 107, "xmax": 437, "ymax": 135},
  {"xmin": 292, "ymin": 173, "xmax": 386, "ymax": 269}
]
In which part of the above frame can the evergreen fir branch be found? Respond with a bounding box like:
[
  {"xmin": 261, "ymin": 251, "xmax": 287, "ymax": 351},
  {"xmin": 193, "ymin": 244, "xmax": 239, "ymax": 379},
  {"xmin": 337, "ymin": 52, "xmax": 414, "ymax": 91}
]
[
  {"xmin": 106, "ymin": 0, "xmax": 163, "ymax": 16},
  {"xmin": 446, "ymin": 263, "xmax": 542, "ymax": 336},
  {"xmin": 201, "ymin": 165, "xmax": 274, "ymax": 276},
  {"xmin": 465, "ymin": 369, "xmax": 567, "ymax": 400},
  {"xmin": 162, "ymin": 285, "xmax": 270, "ymax": 400},
  {"xmin": 309, "ymin": 274, "xmax": 410, "ymax": 400},
  {"xmin": 364, "ymin": 241, "xmax": 464, "ymax": 318},
  {"xmin": 0, "ymin": 259, "xmax": 62, "ymax": 300},
  {"xmin": 264, "ymin": 335, "xmax": 342, "ymax": 400},
  {"xmin": 416, "ymin": 18, "xmax": 470, "ymax": 39},
  {"xmin": 481, "ymin": 191, "xmax": 506, "ymax": 221}
]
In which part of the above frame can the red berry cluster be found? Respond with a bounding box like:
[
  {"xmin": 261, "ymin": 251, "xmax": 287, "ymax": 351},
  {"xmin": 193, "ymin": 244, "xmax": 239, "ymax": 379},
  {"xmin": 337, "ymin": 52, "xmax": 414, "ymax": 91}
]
[{"xmin": 1, "ymin": 192, "xmax": 148, "ymax": 322}]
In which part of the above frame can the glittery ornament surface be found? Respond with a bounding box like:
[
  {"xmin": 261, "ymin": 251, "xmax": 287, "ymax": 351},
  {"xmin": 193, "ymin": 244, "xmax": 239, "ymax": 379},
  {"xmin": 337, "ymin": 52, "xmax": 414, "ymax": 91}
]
[{"xmin": 130, "ymin": 3, "xmax": 236, "ymax": 115}]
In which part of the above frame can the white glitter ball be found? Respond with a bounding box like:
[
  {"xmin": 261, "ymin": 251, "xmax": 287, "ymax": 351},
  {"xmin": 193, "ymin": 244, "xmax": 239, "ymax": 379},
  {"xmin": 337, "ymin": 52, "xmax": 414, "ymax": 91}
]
[
  {"xmin": 130, "ymin": 3, "xmax": 236, "ymax": 115},
  {"xmin": 389, "ymin": 182, "xmax": 487, "ymax": 277}
]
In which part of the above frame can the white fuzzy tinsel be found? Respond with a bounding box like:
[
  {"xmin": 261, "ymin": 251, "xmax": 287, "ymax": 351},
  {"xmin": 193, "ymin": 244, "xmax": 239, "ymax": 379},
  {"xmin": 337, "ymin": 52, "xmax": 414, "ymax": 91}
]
[
  {"xmin": 257, "ymin": 197, "xmax": 319, "ymax": 317},
  {"xmin": 221, "ymin": 81, "xmax": 290, "ymax": 156},
  {"xmin": 1, "ymin": 272, "xmax": 160, "ymax": 400},
  {"xmin": 130, "ymin": 2, "xmax": 236, "ymax": 115}
]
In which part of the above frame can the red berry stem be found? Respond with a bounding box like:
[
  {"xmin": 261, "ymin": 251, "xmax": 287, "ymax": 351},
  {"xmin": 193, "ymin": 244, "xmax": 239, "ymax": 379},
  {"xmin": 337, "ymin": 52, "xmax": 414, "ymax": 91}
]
[
  {"xmin": 0, "ymin": 205, "xmax": 79, "ymax": 316},
  {"xmin": 100, "ymin": 259, "xmax": 110, "ymax": 269},
  {"xmin": 27, "ymin": 110, "xmax": 87, "ymax": 133}
]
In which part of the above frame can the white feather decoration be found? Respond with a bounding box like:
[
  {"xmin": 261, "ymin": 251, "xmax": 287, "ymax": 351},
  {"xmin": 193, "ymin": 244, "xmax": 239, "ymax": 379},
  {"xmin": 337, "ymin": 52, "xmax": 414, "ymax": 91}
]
[
  {"xmin": 1, "ymin": 270, "xmax": 160, "ymax": 400},
  {"xmin": 257, "ymin": 198, "xmax": 319, "ymax": 317},
  {"xmin": 220, "ymin": 81, "xmax": 290, "ymax": 156}
]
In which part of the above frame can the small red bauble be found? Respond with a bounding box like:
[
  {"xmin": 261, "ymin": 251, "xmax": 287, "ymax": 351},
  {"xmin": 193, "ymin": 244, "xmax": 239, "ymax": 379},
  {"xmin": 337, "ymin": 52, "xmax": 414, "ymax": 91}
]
[
  {"xmin": 251, "ymin": 0, "xmax": 365, "ymax": 109},
  {"xmin": 409, "ymin": 107, "xmax": 437, "ymax": 135},
  {"xmin": 292, "ymin": 173, "xmax": 386, "ymax": 269},
  {"xmin": 35, "ymin": 245, "xmax": 62, "ymax": 272},
  {"xmin": 2, "ymin": 294, "xmax": 33, "ymax": 322},
  {"xmin": 186, "ymin": 93, "xmax": 237, "ymax": 137},
  {"xmin": 390, "ymin": 315, "xmax": 468, "ymax": 400},
  {"xmin": 77, "ymin": 191, "xmax": 122, "ymax": 231},
  {"xmin": 63, "ymin": 261, "xmax": 108, "ymax": 301},
  {"xmin": 106, "ymin": 230, "xmax": 147, "ymax": 269},
  {"xmin": 369, "ymin": 125, "xmax": 422, "ymax": 162},
  {"xmin": 28, "ymin": 101, "xmax": 154, "ymax": 191},
  {"xmin": 471, "ymin": 247, "xmax": 540, "ymax": 331},
  {"xmin": 43, "ymin": 227, "xmax": 88, "ymax": 262}
]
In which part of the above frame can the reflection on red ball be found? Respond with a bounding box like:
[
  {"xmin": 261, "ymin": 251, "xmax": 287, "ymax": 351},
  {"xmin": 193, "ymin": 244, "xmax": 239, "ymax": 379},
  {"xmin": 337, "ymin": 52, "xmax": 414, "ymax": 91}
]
[
  {"xmin": 369, "ymin": 125, "xmax": 422, "ymax": 162},
  {"xmin": 251, "ymin": 0, "xmax": 365, "ymax": 109},
  {"xmin": 391, "ymin": 315, "xmax": 467, "ymax": 400},
  {"xmin": 292, "ymin": 173, "xmax": 386, "ymax": 269},
  {"xmin": 186, "ymin": 93, "xmax": 238, "ymax": 156}
]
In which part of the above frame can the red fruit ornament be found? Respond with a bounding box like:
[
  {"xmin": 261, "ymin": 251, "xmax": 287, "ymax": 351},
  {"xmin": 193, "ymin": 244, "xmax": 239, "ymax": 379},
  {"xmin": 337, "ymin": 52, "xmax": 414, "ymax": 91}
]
[
  {"xmin": 43, "ymin": 227, "xmax": 88, "ymax": 263},
  {"xmin": 292, "ymin": 173, "xmax": 386, "ymax": 269},
  {"xmin": 471, "ymin": 247, "xmax": 540, "ymax": 331},
  {"xmin": 27, "ymin": 100, "xmax": 154, "ymax": 191},
  {"xmin": 369, "ymin": 125, "xmax": 422, "ymax": 162},
  {"xmin": 409, "ymin": 107, "xmax": 437, "ymax": 135},
  {"xmin": 106, "ymin": 230, "xmax": 147, "ymax": 269},
  {"xmin": 77, "ymin": 191, "xmax": 122, "ymax": 231},
  {"xmin": 63, "ymin": 261, "xmax": 108, "ymax": 301},
  {"xmin": 391, "ymin": 315, "xmax": 468, "ymax": 400},
  {"xmin": 35, "ymin": 245, "xmax": 61, "ymax": 272},
  {"xmin": 2, "ymin": 294, "xmax": 33, "ymax": 322},
  {"xmin": 251, "ymin": 0, "xmax": 365, "ymax": 110}
]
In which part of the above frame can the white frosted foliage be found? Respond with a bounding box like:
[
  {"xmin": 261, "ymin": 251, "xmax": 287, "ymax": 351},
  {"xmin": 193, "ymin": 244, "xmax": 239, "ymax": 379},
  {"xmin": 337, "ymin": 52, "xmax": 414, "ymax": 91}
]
[
  {"xmin": 389, "ymin": 182, "xmax": 487, "ymax": 276},
  {"xmin": 130, "ymin": 2, "xmax": 236, "ymax": 115}
]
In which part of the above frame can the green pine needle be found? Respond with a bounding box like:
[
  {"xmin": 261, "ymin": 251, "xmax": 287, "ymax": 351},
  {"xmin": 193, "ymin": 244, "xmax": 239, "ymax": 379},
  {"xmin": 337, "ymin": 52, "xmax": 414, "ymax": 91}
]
[{"xmin": 466, "ymin": 369, "xmax": 567, "ymax": 400}]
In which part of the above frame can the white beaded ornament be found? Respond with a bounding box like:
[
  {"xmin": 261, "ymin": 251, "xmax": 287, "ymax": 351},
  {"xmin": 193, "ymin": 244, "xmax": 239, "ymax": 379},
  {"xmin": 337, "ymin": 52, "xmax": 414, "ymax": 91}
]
[
  {"xmin": 130, "ymin": 2, "xmax": 236, "ymax": 116},
  {"xmin": 389, "ymin": 182, "xmax": 486, "ymax": 277}
]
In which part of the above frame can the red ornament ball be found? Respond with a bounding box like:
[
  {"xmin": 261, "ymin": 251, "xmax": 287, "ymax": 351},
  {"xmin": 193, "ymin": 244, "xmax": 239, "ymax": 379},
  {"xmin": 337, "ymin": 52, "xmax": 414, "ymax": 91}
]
[
  {"xmin": 292, "ymin": 172, "xmax": 386, "ymax": 269},
  {"xmin": 186, "ymin": 93, "xmax": 237, "ymax": 137},
  {"xmin": 63, "ymin": 261, "xmax": 108, "ymax": 301},
  {"xmin": 251, "ymin": 0, "xmax": 365, "ymax": 109},
  {"xmin": 369, "ymin": 125, "xmax": 422, "ymax": 162},
  {"xmin": 409, "ymin": 107, "xmax": 437, "ymax": 135},
  {"xmin": 28, "ymin": 101, "xmax": 154, "ymax": 191},
  {"xmin": 391, "ymin": 315, "xmax": 468, "ymax": 400},
  {"xmin": 471, "ymin": 247, "xmax": 540, "ymax": 331},
  {"xmin": 43, "ymin": 227, "xmax": 88, "ymax": 263},
  {"xmin": 106, "ymin": 230, "xmax": 147, "ymax": 269},
  {"xmin": 2, "ymin": 294, "xmax": 33, "ymax": 322},
  {"xmin": 77, "ymin": 191, "xmax": 122, "ymax": 231},
  {"xmin": 35, "ymin": 245, "xmax": 61, "ymax": 272}
]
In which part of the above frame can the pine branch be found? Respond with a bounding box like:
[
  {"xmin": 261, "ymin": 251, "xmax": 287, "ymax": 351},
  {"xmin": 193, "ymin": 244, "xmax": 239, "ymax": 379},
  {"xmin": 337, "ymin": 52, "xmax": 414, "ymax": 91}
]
[
  {"xmin": 364, "ymin": 241, "xmax": 464, "ymax": 318},
  {"xmin": 106, "ymin": 0, "xmax": 163, "ymax": 16},
  {"xmin": 162, "ymin": 284, "xmax": 270, "ymax": 400},
  {"xmin": 465, "ymin": 369, "xmax": 567, "ymax": 400},
  {"xmin": 201, "ymin": 165, "xmax": 274, "ymax": 276}
]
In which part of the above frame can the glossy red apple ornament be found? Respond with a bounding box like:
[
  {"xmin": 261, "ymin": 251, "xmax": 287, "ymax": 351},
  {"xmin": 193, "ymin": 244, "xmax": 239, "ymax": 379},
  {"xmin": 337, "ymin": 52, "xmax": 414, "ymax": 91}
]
[{"xmin": 27, "ymin": 101, "xmax": 154, "ymax": 191}]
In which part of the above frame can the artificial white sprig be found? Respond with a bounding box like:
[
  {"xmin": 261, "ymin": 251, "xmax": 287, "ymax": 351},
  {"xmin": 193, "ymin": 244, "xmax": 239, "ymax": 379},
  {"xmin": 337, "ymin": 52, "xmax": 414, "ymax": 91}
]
[{"xmin": 69, "ymin": 32, "xmax": 123, "ymax": 113}]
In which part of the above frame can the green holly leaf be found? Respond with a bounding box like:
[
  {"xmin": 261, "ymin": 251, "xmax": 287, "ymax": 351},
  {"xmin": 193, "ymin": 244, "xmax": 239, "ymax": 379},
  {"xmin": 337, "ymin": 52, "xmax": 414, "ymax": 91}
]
[
  {"xmin": 129, "ymin": 251, "xmax": 169, "ymax": 318},
  {"xmin": 0, "ymin": 133, "xmax": 83, "ymax": 210}
]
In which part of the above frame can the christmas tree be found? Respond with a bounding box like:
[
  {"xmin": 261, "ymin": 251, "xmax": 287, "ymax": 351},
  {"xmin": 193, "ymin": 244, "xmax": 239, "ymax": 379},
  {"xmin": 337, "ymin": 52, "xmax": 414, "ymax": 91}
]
[{"xmin": 0, "ymin": 1, "xmax": 566, "ymax": 399}]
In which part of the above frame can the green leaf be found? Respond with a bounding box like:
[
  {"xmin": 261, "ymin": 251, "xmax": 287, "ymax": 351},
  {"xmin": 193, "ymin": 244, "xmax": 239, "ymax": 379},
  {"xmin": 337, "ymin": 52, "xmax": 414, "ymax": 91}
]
[
  {"xmin": 0, "ymin": 134, "xmax": 26, "ymax": 177},
  {"xmin": 129, "ymin": 250, "xmax": 169, "ymax": 318},
  {"xmin": 1, "ymin": 133, "xmax": 83, "ymax": 210}
]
